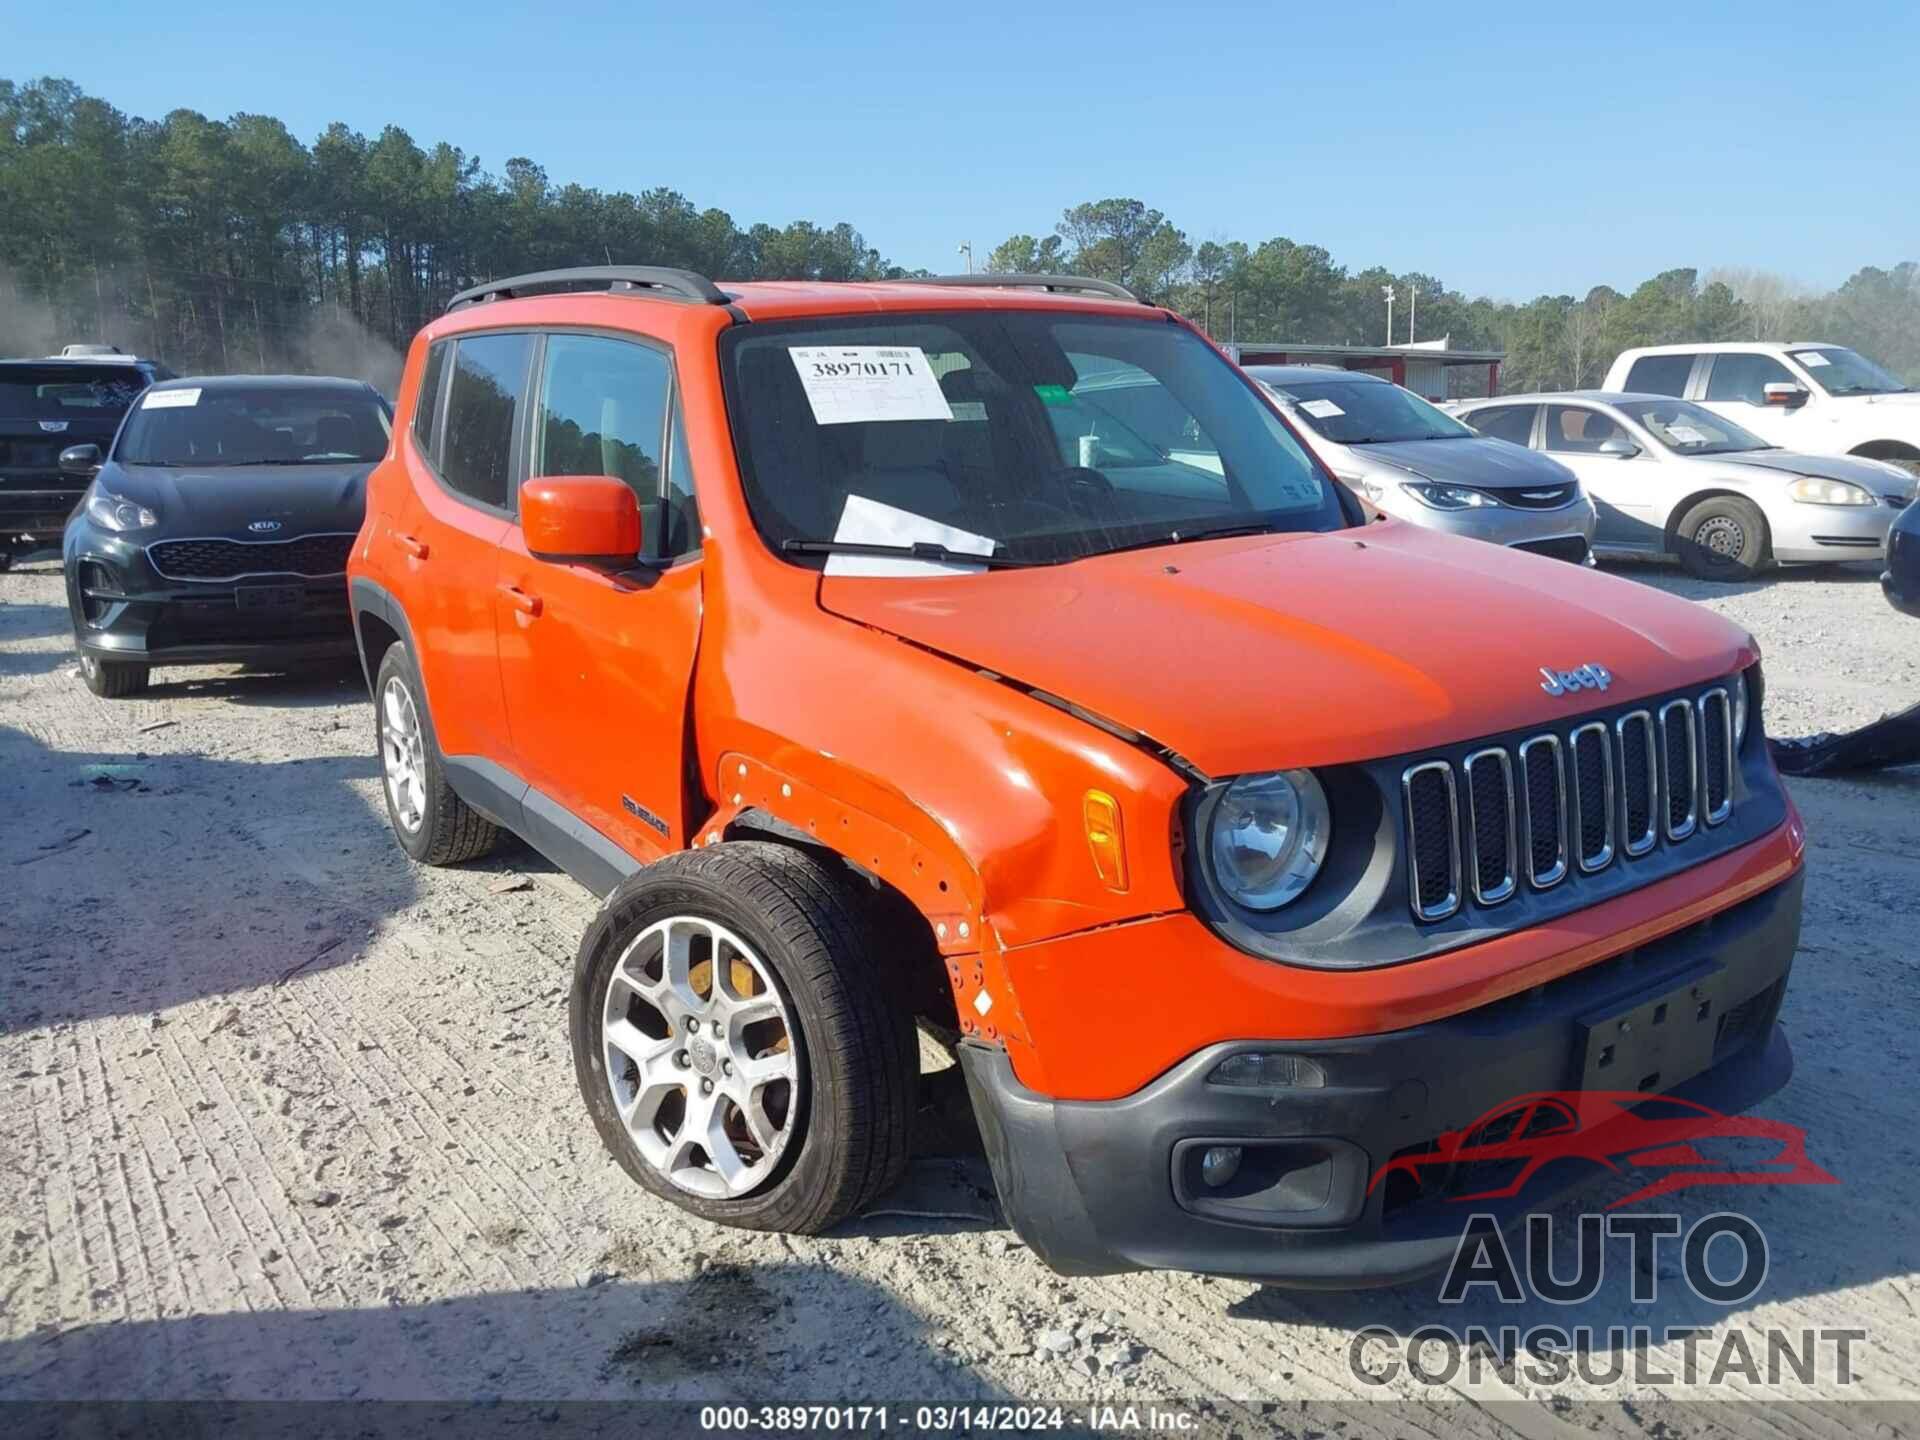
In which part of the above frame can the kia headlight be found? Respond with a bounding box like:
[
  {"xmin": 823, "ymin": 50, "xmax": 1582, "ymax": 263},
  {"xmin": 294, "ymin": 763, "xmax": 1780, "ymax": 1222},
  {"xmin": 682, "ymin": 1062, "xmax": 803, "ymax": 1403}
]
[
  {"xmin": 85, "ymin": 489, "xmax": 159, "ymax": 532},
  {"xmin": 1787, "ymin": 477, "xmax": 1874, "ymax": 506},
  {"xmin": 1402, "ymin": 481, "xmax": 1502, "ymax": 510},
  {"xmin": 1207, "ymin": 770, "xmax": 1331, "ymax": 911}
]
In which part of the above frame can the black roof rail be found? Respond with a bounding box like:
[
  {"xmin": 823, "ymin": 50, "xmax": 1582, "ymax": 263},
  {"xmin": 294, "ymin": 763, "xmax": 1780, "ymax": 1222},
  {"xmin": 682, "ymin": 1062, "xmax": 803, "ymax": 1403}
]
[
  {"xmin": 446, "ymin": 266, "xmax": 729, "ymax": 312},
  {"xmin": 904, "ymin": 273, "xmax": 1147, "ymax": 304}
]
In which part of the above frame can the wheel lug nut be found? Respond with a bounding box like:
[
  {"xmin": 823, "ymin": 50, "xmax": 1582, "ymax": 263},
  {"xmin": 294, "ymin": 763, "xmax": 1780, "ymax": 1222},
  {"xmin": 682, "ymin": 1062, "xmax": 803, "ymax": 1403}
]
[
  {"xmin": 711, "ymin": 1020, "xmax": 723, "ymax": 1037},
  {"xmin": 684, "ymin": 1016, "xmax": 699, "ymax": 1033},
  {"xmin": 722, "ymin": 1059, "xmax": 733, "ymax": 1076},
  {"xmin": 700, "ymin": 1078, "xmax": 714, "ymax": 1095},
  {"xmin": 675, "ymin": 1050, "xmax": 689, "ymax": 1068}
]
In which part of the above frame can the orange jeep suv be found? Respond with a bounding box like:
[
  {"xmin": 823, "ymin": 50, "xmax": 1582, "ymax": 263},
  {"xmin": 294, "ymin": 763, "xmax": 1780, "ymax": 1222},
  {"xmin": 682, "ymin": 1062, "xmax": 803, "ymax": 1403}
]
[{"xmin": 348, "ymin": 266, "xmax": 1805, "ymax": 1284}]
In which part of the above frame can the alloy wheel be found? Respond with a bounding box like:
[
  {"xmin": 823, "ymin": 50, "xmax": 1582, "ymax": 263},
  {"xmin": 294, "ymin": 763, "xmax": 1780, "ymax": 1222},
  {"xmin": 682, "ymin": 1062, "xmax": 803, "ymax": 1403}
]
[
  {"xmin": 380, "ymin": 676, "xmax": 428, "ymax": 834},
  {"xmin": 601, "ymin": 915, "xmax": 800, "ymax": 1199}
]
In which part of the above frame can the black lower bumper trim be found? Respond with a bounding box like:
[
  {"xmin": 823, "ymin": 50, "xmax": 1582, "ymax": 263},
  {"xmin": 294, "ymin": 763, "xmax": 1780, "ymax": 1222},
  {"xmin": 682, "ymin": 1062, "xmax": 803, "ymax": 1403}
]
[{"xmin": 962, "ymin": 867, "xmax": 1802, "ymax": 1287}]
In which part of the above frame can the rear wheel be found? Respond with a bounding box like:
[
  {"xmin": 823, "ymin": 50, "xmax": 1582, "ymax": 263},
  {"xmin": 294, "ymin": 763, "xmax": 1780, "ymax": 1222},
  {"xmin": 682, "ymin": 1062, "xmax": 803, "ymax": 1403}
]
[
  {"xmin": 373, "ymin": 641, "xmax": 497, "ymax": 865},
  {"xmin": 78, "ymin": 650, "xmax": 150, "ymax": 698},
  {"xmin": 571, "ymin": 843, "xmax": 914, "ymax": 1233},
  {"xmin": 1674, "ymin": 496, "xmax": 1768, "ymax": 581}
]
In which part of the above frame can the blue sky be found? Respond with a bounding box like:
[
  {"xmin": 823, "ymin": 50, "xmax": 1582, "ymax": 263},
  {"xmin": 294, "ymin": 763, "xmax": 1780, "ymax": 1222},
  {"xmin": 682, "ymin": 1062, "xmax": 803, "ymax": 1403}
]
[{"xmin": 9, "ymin": 1, "xmax": 1916, "ymax": 299}]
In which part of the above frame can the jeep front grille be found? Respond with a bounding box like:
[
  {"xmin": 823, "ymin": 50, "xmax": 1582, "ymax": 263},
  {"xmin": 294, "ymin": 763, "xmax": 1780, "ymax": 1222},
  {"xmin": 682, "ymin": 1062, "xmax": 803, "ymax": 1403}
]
[{"xmin": 1401, "ymin": 681, "xmax": 1741, "ymax": 922}]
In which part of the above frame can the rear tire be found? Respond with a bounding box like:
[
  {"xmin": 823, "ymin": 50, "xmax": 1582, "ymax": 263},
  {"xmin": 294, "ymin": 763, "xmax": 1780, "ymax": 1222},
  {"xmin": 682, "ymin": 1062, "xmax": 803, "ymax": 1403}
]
[
  {"xmin": 571, "ymin": 842, "xmax": 915, "ymax": 1234},
  {"xmin": 1674, "ymin": 496, "xmax": 1768, "ymax": 581},
  {"xmin": 78, "ymin": 650, "xmax": 150, "ymax": 698},
  {"xmin": 373, "ymin": 641, "xmax": 498, "ymax": 866}
]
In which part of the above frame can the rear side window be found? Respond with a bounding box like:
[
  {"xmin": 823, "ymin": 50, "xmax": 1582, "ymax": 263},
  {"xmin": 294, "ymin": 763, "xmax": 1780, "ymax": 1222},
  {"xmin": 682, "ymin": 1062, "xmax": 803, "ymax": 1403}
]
[
  {"xmin": 1467, "ymin": 405, "xmax": 1536, "ymax": 446},
  {"xmin": 534, "ymin": 333, "xmax": 670, "ymax": 528},
  {"xmin": 1623, "ymin": 354, "xmax": 1695, "ymax": 397},
  {"xmin": 441, "ymin": 333, "xmax": 532, "ymax": 510},
  {"xmin": 1704, "ymin": 352, "xmax": 1794, "ymax": 406},
  {"xmin": 412, "ymin": 341, "xmax": 447, "ymax": 456}
]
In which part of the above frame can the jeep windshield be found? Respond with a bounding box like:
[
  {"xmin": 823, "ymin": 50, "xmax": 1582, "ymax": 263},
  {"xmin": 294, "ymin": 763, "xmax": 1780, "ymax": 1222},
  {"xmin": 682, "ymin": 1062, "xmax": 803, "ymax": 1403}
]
[
  {"xmin": 0, "ymin": 364, "xmax": 149, "ymax": 421},
  {"xmin": 1786, "ymin": 346, "xmax": 1911, "ymax": 397},
  {"xmin": 115, "ymin": 385, "xmax": 392, "ymax": 467},
  {"xmin": 721, "ymin": 311, "xmax": 1344, "ymax": 568},
  {"xmin": 1258, "ymin": 376, "xmax": 1475, "ymax": 445}
]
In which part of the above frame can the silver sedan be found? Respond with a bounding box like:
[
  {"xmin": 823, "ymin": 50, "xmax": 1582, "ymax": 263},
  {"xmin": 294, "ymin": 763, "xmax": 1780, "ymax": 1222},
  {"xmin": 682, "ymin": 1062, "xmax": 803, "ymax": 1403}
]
[
  {"xmin": 1451, "ymin": 391, "xmax": 1917, "ymax": 581},
  {"xmin": 1251, "ymin": 366, "xmax": 1597, "ymax": 564}
]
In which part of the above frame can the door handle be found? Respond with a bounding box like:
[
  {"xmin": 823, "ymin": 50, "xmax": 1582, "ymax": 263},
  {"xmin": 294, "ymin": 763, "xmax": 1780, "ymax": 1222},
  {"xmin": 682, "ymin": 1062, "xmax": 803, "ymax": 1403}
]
[
  {"xmin": 499, "ymin": 583, "xmax": 542, "ymax": 618},
  {"xmin": 395, "ymin": 532, "xmax": 429, "ymax": 560}
]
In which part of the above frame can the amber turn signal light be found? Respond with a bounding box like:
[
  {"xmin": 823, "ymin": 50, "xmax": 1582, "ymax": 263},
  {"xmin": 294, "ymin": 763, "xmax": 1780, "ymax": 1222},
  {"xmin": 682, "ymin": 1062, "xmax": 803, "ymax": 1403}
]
[{"xmin": 1083, "ymin": 789, "xmax": 1129, "ymax": 893}]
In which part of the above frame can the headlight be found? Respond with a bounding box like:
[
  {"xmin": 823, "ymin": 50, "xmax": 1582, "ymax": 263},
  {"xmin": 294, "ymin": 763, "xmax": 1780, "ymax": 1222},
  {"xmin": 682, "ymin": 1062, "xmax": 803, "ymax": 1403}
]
[
  {"xmin": 1787, "ymin": 477, "xmax": 1874, "ymax": 506},
  {"xmin": 1401, "ymin": 481, "xmax": 1502, "ymax": 510},
  {"xmin": 85, "ymin": 490, "xmax": 159, "ymax": 532},
  {"xmin": 1207, "ymin": 770, "xmax": 1330, "ymax": 911}
]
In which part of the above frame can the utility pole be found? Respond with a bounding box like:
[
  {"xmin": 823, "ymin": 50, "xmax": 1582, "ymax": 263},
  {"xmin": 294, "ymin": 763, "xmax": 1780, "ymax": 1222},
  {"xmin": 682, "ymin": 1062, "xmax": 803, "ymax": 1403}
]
[
  {"xmin": 957, "ymin": 241, "xmax": 973, "ymax": 275},
  {"xmin": 1409, "ymin": 285, "xmax": 1418, "ymax": 344},
  {"xmin": 1382, "ymin": 284, "xmax": 1396, "ymax": 347}
]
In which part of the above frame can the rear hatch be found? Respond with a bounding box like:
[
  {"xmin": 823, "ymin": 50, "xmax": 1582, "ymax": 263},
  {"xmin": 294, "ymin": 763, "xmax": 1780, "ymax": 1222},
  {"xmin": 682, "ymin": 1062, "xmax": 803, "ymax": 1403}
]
[{"xmin": 0, "ymin": 363, "xmax": 149, "ymax": 511}]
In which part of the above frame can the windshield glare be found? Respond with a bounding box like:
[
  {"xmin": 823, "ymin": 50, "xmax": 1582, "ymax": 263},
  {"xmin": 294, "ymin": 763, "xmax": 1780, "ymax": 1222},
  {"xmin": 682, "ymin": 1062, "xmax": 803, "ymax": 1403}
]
[
  {"xmin": 1617, "ymin": 398, "xmax": 1771, "ymax": 455},
  {"xmin": 722, "ymin": 312, "xmax": 1343, "ymax": 568},
  {"xmin": 116, "ymin": 386, "xmax": 392, "ymax": 467},
  {"xmin": 1789, "ymin": 347, "xmax": 1910, "ymax": 397},
  {"xmin": 0, "ymin": 365, "xmax": 149, "ymax": 419},
  {"xmin": 1257, "ymin": 375, "xmax": 1473, "ymax": 445}
]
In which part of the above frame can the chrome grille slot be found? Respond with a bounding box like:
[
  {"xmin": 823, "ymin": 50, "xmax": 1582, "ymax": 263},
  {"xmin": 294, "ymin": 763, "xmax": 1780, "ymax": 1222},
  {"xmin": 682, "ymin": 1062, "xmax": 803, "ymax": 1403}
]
[
  {"xmin": 1617, "ymin": 711, "xmax": 1658, "ymax": 857},
  {"xmin": 1569, "ymin": 721, "xmax": 1615, "ymax": 873},
  {"xmin": 1699, "ymin": 688, "xmax": 1733, "ymax": 825},
  {"xmin": 1660, "ymin": 699, "xmax": 1699, "ymax": 840},
  {"xmin": 1463, "ymin": 748, "xmax": 1517, "ymax": 905},
  {"xmin": 1402, "ymin": 761, "xmax": 1461, "ymax": 922},
  {"xmin": 1517, "ymin": 735, "xmax": 1567, "ymax": 889}
]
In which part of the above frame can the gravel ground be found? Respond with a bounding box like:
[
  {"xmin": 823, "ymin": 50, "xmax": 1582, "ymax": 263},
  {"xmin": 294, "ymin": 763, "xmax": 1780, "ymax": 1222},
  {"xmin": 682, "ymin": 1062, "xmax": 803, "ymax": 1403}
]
[{"xmin": 1, "ymin": 552, "xmax": 1916, "ymax": 1430}]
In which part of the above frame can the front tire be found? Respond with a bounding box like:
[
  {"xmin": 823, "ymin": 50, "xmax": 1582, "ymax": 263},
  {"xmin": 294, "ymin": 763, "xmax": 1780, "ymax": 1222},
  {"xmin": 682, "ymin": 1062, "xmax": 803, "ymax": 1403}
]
[
  {"xmin": 1674, "ymin": 496, "xmax": 1768, "ymax": 581},
  {"xmin": 373, "ymin": 641, "xmax": 498, "ymax": 865},
  {"xmin": 571, "ymin": 843, "xmax": 914, "ymax": 1233},
  {"xmin": 78, "ymin": 650, "xmax": 150, "ymax": 698}
]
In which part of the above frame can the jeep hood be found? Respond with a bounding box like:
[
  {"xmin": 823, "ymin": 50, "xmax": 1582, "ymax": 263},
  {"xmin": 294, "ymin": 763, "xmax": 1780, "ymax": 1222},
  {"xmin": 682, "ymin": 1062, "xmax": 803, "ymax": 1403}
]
[{"xmin": 818, "ymin": 522, "xmax": 1754, "ymax": 776}]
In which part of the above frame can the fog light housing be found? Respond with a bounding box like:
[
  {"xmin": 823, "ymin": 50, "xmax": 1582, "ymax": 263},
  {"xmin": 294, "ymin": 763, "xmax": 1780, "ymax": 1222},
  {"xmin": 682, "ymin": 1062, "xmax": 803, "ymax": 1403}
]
[
  {"xmin": 1206, "ymin": 1052, "xmax": 1326, "ymax": 1089},
  {"xmin": 1200, "ymin": 1146, "xmax": 1243, "ymax": 1188}
]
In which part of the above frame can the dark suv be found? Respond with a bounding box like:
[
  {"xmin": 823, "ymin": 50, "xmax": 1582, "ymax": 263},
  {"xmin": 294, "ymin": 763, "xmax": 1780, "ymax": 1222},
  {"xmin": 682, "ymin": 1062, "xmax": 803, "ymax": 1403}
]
[{"xmin": 0, "ymin": 354, "xmax": 170, "ymax": 566}]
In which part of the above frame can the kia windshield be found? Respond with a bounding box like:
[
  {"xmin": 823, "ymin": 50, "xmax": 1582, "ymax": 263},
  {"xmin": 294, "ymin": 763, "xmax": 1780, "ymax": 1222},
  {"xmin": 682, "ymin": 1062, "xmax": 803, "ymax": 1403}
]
[
  {"xmin": 1257, "ymin": 375, "xmax": 1474, "ymax": 445},
  {"xmin": 1788, "ymin": 347, "xmax": 1911, "ymax": 397},
  {"xmin": 720, "ymin": 311, "xmax": 1344, "ymax": 569},
  {"xmin": 116, "ymin": 385, "xmax": 392, "ymax": 467},
  {"xmin": 1617, "ymin": 398, "xmax": 1773, "ymax": 456}
]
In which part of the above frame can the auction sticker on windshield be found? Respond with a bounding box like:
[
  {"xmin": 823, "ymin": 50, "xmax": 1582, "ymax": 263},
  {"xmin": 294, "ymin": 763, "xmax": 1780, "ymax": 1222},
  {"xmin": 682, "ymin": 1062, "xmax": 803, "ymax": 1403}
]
[
  {"xmin": 1301, "ymin": 398, "xmax": 1345, "ymax": 418},
  {"xmin": 789, "ymin": 346, "xmax": 953, "ymax": 426},
  {"xmin": 143, "ymin": 388, "xmax": 201, "ymax": 409},
  {"xmin": 1798, "ymin": 351, "xmax": 1830, "ymax": 367}
]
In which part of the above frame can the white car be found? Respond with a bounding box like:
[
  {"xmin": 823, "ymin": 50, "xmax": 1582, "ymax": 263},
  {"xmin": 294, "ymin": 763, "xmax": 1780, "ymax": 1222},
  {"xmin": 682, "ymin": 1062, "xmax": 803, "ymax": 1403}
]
[
  {"xmin": 1451, "ymin": 391, "xmax": 1916, "ymax": 580},
  {"xmin": 1604, "ymin": 342, "xmax": 1920, "ymax": 476}
]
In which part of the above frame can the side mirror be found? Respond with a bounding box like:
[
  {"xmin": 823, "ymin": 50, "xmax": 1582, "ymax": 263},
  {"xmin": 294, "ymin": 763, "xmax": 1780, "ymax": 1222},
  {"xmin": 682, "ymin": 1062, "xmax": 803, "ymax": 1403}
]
[
  {"xmin": 1598, "ymin": 437, "xmax": 1641, "ymax": 459},
  {"xmin": 59, "ymin": 443, "xmax": 102, "ymax": 476},
  {"xmin": 1763, "ymin": 382, "xmax": 1809, "ymax": 409},
  {"xmin": 521, "ymin": 475, "xmax": 641, "ymax": 565}
]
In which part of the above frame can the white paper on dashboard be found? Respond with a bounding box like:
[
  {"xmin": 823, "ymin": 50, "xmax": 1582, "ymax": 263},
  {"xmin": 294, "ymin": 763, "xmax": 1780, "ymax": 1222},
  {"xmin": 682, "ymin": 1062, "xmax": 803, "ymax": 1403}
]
[
  {"xmin": 143, "ymin": 387, "xmax": 201, "ymax": 409},
  {"xmin": 789, "ymin": 345, "xmax": 954, "ymax": 426},
  {"xmin": 1300, "ymin": 398, "xmax": 1345, "ymax": 418},
  {"xmin": 824, "ymin": 495, "xmax": 997, "ymax": 577},
  {"xmin": 1665, "ymin": 424, "xmax": 1709, "ymax": 444},
  {"xmin": 1798, "ymin": 352, "xmax": 1830, "ymax": 367}
]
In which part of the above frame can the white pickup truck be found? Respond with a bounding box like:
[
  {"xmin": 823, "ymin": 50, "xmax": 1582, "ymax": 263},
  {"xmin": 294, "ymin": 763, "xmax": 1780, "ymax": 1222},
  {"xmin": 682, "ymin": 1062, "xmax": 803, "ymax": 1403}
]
[{"xmin": 1604, "ymin": 342, "xmax": 1920, "ymax": 475}]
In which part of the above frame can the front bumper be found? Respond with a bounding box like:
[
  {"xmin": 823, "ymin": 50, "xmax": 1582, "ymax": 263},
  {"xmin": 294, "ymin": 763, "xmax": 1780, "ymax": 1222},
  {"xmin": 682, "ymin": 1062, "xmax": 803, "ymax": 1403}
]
[
  {"xmin": 963, "ymin": 868, "xmax": 1802, "ymax": 1287},
  {"xmin": 1884, "ymin": 508, "xmax": 1920, "ymax": 617},
  {"xmin": 1371, "ymin": 489, "xmax": 1597, "ymax": 560},
  {"xmin": 65, "ymin": 530, "xmax": 356, "ymax": 667},
  {"xmin": 1771, "ymin": 496, "xmax": 1903, "ymax": 564}
]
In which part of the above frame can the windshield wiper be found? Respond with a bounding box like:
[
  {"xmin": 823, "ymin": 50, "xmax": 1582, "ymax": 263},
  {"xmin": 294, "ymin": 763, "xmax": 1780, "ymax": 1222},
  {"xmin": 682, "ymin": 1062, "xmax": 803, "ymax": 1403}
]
[
  {"xmin": 1080, "ymin": 520, "xmax": 1282, "ymax": 560},
  {"xmin": 781, "ymin": 539, "xmax": 1035, "ymax": 569}
]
